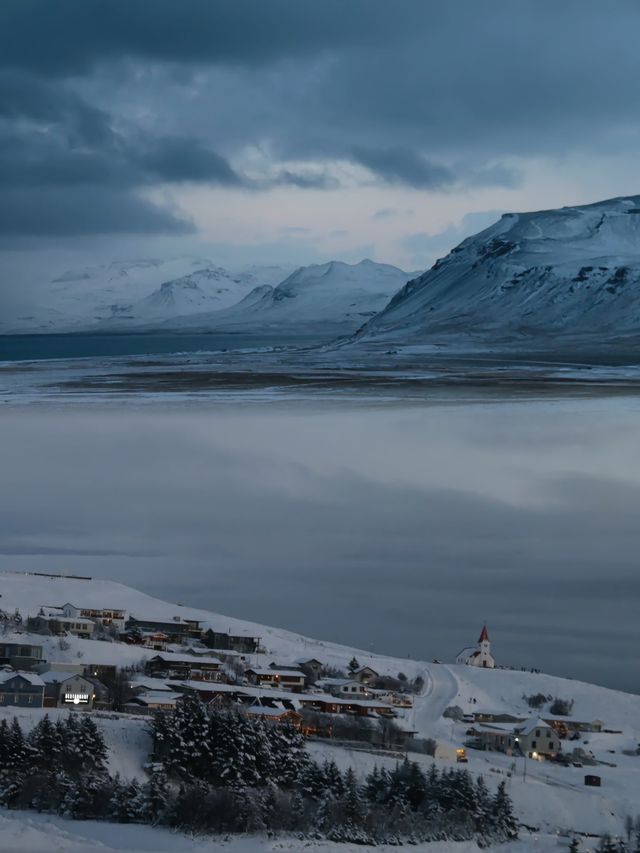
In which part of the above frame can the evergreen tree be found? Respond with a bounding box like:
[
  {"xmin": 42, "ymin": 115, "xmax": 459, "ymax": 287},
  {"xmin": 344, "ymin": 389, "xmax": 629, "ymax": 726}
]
[
  {"xmin": 493, "ymin": 780, "xmax": 518, "ymax": 840},
  {"xmin": 348, "ymin": 656, "xmax": 360, "ymax": 675}
]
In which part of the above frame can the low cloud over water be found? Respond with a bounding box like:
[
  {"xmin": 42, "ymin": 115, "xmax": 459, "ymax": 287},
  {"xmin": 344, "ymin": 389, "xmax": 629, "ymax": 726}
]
[{"xmin": 1, "ymin": 397, "xmax": 638, "ymax": 692}]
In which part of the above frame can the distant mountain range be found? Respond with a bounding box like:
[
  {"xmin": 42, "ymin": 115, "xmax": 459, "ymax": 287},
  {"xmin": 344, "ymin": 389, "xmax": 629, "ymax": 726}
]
[
  {"xmin": 6, "ymin": 195, "xmax": 640, "ymax": 354},
  {"xmin": 355, "ymin": 195, "xmax": 640, "ymax": 349}
]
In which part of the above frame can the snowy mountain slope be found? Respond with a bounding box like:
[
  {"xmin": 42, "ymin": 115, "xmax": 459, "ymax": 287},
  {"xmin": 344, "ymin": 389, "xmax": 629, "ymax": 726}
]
[
  {"xmin": 356, "ymin": 195, "xmax": 640, "ymax": 346},
  {"xmin": 160, "ymin": 259, "xmax": 413, "ymax": 336}
]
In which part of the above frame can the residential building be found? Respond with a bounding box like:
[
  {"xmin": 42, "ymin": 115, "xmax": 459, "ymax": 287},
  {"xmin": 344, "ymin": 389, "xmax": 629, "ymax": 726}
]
[
  {"xmin": 61, "ymin": 603, "xmax": 128, "ymax": 631},
  {"xmin": 41, "ymin": 671, "xmax": 97, "ymax": 710},
  {"xmin": 456, "ymin": 625, "xmax": 496, "ymax": 668},
  {"xmin": 30, "ymin": 615, "xmax": 95, "ymax": 638},
  {"xmin": 469, "ymin": 716, "xmax": 560, "ymax": 758},
  {"xmin": 145, "ymin": 652, "xmax": 223, "ymax": 682},
  {"xmin": 203, "ymin": 629, "xmax": 261, "ymax": 654},
  {"xmin": 127, "ymin": 616, "xmax": 202, "ymax": 643},
  {"xmin": 513, "ymin": 718, "xmax": 561, "ymax": 758},
  {"xmin": 0, "ymin": 671, "xmax": 44, "ymax": 707},
  {"xmin": 294, "ymin": 657, "xmax": 324, "ymax": 680},
  {"xmin": 245, "ymin": 668, "xmax": 306, "ymax": 692},
  {"xmin": 245, "ymin": 706, "xmax": 303, "ymax": 728},
  {"xmin": 353, "ymin": 666, "xmax": 379, "ymax": 684},
  {"xmin": 0, "ymin": 642, "xmax": 44, "ymax": 670},
  {"xmin": 125, "ymin": 691, "xmax": 180, "ymax": 714}
]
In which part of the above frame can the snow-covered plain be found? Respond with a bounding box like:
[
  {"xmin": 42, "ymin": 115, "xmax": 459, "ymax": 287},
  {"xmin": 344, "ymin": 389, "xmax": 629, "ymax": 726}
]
[
  {"xmin": 0, "ymin": 571, "xmax": 639, "ymax": 843},
  {"xmin": 0, "ymin": 810, "xmax": 565, "ymax": 853}
]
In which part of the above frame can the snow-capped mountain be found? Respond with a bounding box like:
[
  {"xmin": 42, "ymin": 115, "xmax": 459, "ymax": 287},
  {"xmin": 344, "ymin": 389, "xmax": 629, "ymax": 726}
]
[
  {"xmin": 1, "ymin": 258, "xmax": 293, "ymax": 333},
  {"xmin": 356, "ymin": 195, "xmax": 640, "ymax": 346},
  {"xmin": 163, "ymin": 259, "xmax": 413, "ymax": 336},
  {"xmin": 97, "ymin": 265, "xmax": 292, "ymax": 328}
]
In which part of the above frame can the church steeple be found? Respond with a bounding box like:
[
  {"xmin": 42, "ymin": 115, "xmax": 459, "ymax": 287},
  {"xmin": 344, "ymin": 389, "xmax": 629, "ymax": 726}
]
[{"xmin": 478, "ymin": 625, "xmax": 489, "ymax": 644}]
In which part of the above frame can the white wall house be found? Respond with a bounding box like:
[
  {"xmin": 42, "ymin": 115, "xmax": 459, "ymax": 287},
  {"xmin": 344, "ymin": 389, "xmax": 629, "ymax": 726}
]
[
  {"xmin": 61, "ymin": 603, "xmax": 128, "ymax": 631},
  {"xmin": 456, "ymin": 625, "xmax": 496, "ymax": 668}
]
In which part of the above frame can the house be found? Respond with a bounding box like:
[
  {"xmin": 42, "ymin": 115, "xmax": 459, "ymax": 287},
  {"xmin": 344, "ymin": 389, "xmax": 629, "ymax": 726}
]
[
  {"xmin": 29, "ymin": 613, "xmax": 95, "ymax": 638},
  {"xmin": 0, "ymin": 642, "xmax": 44, "ymax": 670},
  {"xmin": 245, "ymin": 705, "xmax": 303, "ymax": 728},
  {"xmin": 0, "ymin": 671, "xmax": 44, "ymax": 707},
  {"xmin": 513, "ymin": 718, "xmax": 560, "ymax": 758},
  {"xmin": 473, "ymin": 710, "xmax": 525, "ymax": 725},
  {"xmin": 470, "ymin": 717, "xmax": 560, "ymax": 759},
  {"xmin": 294, "ymin": 657, "xmax": 324, "ymax": 680},
  {"xmin": 145, "ymin": 652, "xmax": 224, "ymax": 682},
  {"xmin": 139, "ymin": 631, "xmax": 169, "ymax": 651},
  {"xmin": 124, "ymin": 691, "xmax": 180, "ymax": 714},
  {"xmin": 203, "ymin": 629, "xmax": 261, "ymax": 654},
  {"xmin": 61, "ymin": 603, "xmax": 127, "ymax": 631},
  {"xmin": 320, "ymin": 678, "xmax": 369, "ymax": 699},
  {"xmin": 456, "ymin": 625, "xmax": 496, "ymax": 668},
  {"xmin": 40, "ymin": 671, "xmax": 97, "ymax": 710},
  {"xmin": 298, "ymin": 695, "xmax": 396, "ymax": 718},
  {"xmin": 353, "ymin": 666, "xmax": 379, "ymax": 685},
  {"xmin": 127, "ymin": 616, "xmax": 202, "ymax": 643},
  {"xmin": 245, "ymin": 668, "xmax": 306, "ymax": 692}
]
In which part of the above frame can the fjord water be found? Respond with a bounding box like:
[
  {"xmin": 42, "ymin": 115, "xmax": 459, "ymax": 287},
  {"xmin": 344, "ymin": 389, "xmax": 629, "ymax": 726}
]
[
  {"xmin": 1, "ymin": 395, "xmax": 637, "ymax": 693},
  {"xmin": 0, "ymin": 332, "xmax": 317, "ymax": 362}
]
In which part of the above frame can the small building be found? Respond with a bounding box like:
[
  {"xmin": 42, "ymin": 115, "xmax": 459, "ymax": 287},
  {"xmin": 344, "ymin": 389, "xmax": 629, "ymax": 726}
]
[
  {"xmin": 140, "ymin": 631, "xmax": 169, "ymax": 651},
  {"xmin": 125, "ymin": 691, "xmax": 180, "ymax": 714},
  {"xmin": 456, "ymin": 625, "xmax": 496, "ymax": 668},
  {"xmin": 0, "ymin": 671, "xmax": 45, "ymax": 707},
  {"xmin": 61, "ymin": 603, "xmax": 127, "ymax": 631},
  {"xmin": 513, "ymin": 717, "xmax": 561, "ymax": 758},
  {"xmin": 40, "ymin": 671, "xmax": 97, "ymax": 710},
  {"xmin": 0, "ymin": 642, "xmax": 44, "ymax": 671},
  {"xmin": 203, "ymin": 628, "xmax": 261, "ymax": 654},
  {"xmin": 145, "ymin": 652, "xmax": 223, "ymax": 682},
  {"xmin": 298, "ymin": 695, "xmax": 396, "ymax": 718},
  {"xmin": 322, "ymin": 679, "xmax": 369, "ymax": 698},
  {"xmin": 294, "ymin": 657, "xmax": 324, "ymax": 679},
  {"xmin": 245, "ymin": 706, "xmax": 303, "ymax": 728},
  {"xmin": 246, "ymin": 668, "xmax": 306, "ymax": 692},
  {"xmin": 353, "ymin": 666, "xmax": 379, "ymax": 685},
  {"xmin": 470, "ymin": 716, "xmax": 561, "ymax": 759},
  {"xmin": 127, "ymin": 616, "xmax": 202, "ymax": 643}
]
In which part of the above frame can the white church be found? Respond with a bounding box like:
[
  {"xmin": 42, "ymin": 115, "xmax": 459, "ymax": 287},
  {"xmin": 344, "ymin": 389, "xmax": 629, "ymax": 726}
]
[{"xmin": 456, "ymin": 625, "xmax": 496, "ymax": 668}]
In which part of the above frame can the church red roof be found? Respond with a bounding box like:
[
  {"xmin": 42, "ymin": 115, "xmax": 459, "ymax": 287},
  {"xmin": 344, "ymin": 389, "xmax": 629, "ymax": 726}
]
[{"xmin": 478, "ymin": 625, "xmax": 490, "ymax": 643}]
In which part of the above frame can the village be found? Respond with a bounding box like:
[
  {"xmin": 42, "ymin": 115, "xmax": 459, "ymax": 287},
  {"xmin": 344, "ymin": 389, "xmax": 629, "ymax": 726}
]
[
  {"xmin": 0, "ymin": 578, "xmax": 425, "ymax": 752},
  {"xmin": 0, "ymin": 573, "xmax": 624, "ymax": 787}
]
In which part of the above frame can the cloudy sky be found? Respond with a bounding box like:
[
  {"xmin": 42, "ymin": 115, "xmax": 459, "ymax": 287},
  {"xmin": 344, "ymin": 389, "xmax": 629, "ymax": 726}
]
[{"xmin": 2, "ymin": 0, "xmax": 640, "ymax": 295}]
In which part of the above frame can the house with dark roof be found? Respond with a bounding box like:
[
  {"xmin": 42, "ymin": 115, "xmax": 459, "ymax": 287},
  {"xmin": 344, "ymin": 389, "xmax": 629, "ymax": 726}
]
[{"xmin": 0, "ymin": 670, "xmax": 44, "ymax": 707}]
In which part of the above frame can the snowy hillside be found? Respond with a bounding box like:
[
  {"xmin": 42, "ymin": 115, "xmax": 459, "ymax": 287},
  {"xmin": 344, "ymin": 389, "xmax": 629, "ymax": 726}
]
[
  {"xmin": 356, "ymin": 195, "xmax": 640, "ymax": 347},
  {"xmin": 161, "ymin": 259, "xmax": 412, "ymax": 337},
  {"xmin": 2, "ymin": 570, "xmax": 640, "ymax": 840}
]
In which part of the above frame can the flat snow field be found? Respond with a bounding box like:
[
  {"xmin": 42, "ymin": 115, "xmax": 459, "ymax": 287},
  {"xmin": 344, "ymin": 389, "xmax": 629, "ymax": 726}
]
[{"xmin": 0, "ymin": 811, "xmax": 571, "ymax": 853}]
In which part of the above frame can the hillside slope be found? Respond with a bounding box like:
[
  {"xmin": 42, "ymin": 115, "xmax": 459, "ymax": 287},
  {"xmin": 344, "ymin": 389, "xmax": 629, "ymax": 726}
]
[{"xmin": 356, "ymin": 195, "xmax": 640, "ymax": 348}]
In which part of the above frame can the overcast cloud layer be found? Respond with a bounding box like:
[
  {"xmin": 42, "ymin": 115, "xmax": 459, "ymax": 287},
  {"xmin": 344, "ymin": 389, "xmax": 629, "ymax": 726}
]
[{"xmin": 2, "ymin": 0, "xmax": 640, "ymax": 290}]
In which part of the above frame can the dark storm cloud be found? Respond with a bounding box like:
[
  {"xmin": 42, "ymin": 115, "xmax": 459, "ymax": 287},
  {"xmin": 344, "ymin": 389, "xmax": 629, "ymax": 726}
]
[
  {"xmin": 2, "ymin": 1, "xmax": 640, "ymax": 236},
  {"xmin": 352, "ymin": 147, "xmax": 455, "ymax": 190},
  {"xmin": 0, "ymin": 187, "xmax": 193, "ymax": 236}
]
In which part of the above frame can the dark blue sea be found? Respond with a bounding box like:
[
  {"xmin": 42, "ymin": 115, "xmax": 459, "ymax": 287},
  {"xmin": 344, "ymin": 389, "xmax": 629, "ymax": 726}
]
[{"xmin": 0, "ymin": 332, "xmax": 311, "ymax": 362}]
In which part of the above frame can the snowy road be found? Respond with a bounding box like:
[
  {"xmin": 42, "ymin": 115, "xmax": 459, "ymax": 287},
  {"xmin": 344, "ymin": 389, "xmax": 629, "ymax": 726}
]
[{"xmin": 411, "ymin": 663, "xmax": 459, "ymax": 737}]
